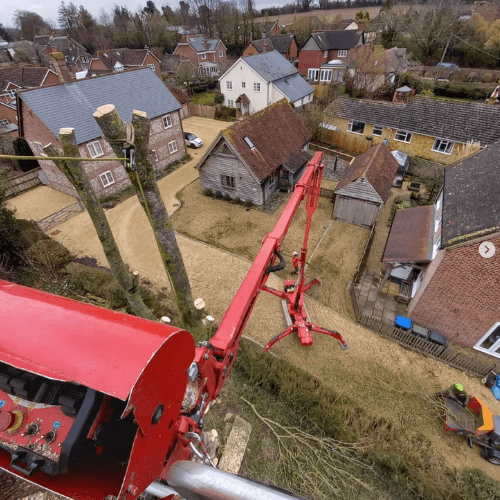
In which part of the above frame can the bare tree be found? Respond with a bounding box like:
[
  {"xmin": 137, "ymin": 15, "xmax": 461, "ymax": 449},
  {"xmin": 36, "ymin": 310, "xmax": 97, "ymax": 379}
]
[
  {"xmin": 44, "ymin": 130, "xmax": 155, "ymax": 321},
  {"xmin": 93, "ymin": 105, "xmax": 202, "ymax": 329},
  {"xmin": 13, "ymin": 11, "xmax": 50, "ymax": 39}
]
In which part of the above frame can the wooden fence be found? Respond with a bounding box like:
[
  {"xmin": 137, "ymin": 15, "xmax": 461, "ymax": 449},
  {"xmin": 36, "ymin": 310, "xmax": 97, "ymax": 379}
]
[
  {"xmin": 5, "ymin": 168, "xmax": 42, "ymax": 198},
  {"xmin": 319, "ymin": 187, "xmax": 334, "ymax": 199},
  {"xmin": 350, "ymin": 285, "xmax": 498, "ymax": 378},
  {"xmin": 310, "ymin": 142, "xmax": 354, "ymax": 162},
  {"xmin": 187, "ymin": 104, "xmax": 215, "ymax": 119}
]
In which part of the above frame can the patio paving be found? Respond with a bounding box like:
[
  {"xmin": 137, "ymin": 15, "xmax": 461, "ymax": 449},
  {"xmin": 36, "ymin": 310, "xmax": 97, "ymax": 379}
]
[
  {"xmin": 353, "ymin": 269, "xmax": 407, "ymax": 323},
  {"xmin": 322, "ymin": 154, "xmax": 350, "ymax": 182}
]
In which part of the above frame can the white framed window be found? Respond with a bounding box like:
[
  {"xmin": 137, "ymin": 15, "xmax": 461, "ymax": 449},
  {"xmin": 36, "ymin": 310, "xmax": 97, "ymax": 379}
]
[
  {"xmin": 347, "ymin": 120, "xmax": 365, "ymax": 135},
  {"xmin": 100, "ymin": 170, "xmax": 115, "ymax": 187},
  {"xmin": 9, "ymin": 89, "xmax": 16, "ymax": 98},
  {"xmin": 0, "ymin": 119, "xmax": 8, "ymax": 126},
  {"xmin": 372, "ymin": 125, "xmax": 383, "ymax": 136},
  {"xmin": 241, "ymin": 82, "xmax": 246, "ymax": 88},
  {"xmin": 320, "ymin": 69, "xmax": 332, "ymax": 82},
  {"xmin": 227, "ymin": 99, "xmax": 234, "ymax": 107},
  {"xmin": 32, "ymin": 141, "xmax": 46, "ymax": 156},
  {"xmin": 394, "ymin": 130, "xmax": 412, "ymax": 143},
  {"xmin": 432, "ymin": 138, "xmax": 454, "ymax": 155},
  {"xmin": 221, "ymin": 175, "xmax": 235, "ymax": 189},
  {"xmin": 226, "ymin": 81, "xmax": 233, "ymax": 90},
  {"xmin": 163, "ymin": 114, "xmax": 172, "ymax": 128},
  {"xmin": 253, "ymin": 82, "xmax": 260, "ymax": 92},
  {"xmin": 150, "ymin": 149, "xmax": 158, "ymax": 162},
  {"xmin": 475, "ymin": 323, "xmax": 500, "ymax": 358},
  {"xmin": 338, "ymin": 50, "xmax": 347, "ymax": 57},
  {"xmin": 219, "ymin": 50, "xmax": 223, "ymax": 57},
  {"xmin": 307, "ymin": 69, "xmax": 319, "ymax": 81},
  {"xmin": 87, "ymin": 140, "xmax": 103, "ymax": 158},
  {"xmin": 323, "ymin": 50, "xmax": 328, "ymax": 58},
  {"xmin": 148, "ymin": 63, "xmax": 155, "ymax": 71},
  {"xmin": 432, "ymin": 235, "xmax": 441, "ymax": 259},
  {"xmin": 201, "ymin": 53, "xmax": 206, "ymax": 60},
  {"xmin": 168, "ymin": 140, "xmax": 178, "ymax": 154},
  {"xmin": 81, "ymin": 56, "xmax": 89, "ymax": 63}
]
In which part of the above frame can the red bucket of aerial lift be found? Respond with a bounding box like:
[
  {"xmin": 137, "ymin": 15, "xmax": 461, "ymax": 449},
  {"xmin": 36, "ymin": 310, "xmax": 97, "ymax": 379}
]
[{"xmin": 0, "ymin": 279, "xmax": 194, "ymax": 500}]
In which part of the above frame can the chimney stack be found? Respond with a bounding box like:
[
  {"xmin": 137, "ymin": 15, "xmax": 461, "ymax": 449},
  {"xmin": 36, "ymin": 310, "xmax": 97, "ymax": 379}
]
[
  {"xmin": 50, "ymin": 52, "xmax": 72, "ymax": 84},
  {"xmin": 263, "ymin": 43, "xmax": 268, "ymax": 52}
]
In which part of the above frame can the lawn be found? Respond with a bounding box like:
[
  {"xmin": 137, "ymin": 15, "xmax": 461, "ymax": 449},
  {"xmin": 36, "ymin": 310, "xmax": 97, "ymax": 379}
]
[{"xmin": 191, "ymin": 91, "xmax": 216, "ymax": 105}]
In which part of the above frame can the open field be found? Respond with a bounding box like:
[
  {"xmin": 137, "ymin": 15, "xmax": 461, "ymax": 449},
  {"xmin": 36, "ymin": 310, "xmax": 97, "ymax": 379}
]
[{"xmin": 254, "ymin": 7, "xmax": 381, "ymax": 25}]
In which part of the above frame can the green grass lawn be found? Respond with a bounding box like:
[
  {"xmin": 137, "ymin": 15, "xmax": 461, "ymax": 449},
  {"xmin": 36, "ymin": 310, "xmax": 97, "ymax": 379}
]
[{"xmin": 191, "ymin": 91, "xmax": 215, "ymax": 105}]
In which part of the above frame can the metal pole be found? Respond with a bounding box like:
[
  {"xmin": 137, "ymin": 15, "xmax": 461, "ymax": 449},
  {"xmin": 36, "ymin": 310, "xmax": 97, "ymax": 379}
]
[{"xmin": 0, "ymin": 154, "xmax": 128, "ymax": 162}]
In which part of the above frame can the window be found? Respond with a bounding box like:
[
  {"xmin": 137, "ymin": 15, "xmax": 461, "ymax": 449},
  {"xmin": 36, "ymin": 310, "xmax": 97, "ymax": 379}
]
[
  {"xmin": 475, "ymin": 323, "xmax": 500, "ymax": 358},
  {"xmin": 148, "ymin": 63, "xmax": 155, "ymax": 71},
  {"xmin": 9, "ymin": 90, "xmax": 16, "ymax": 98},
  {"xmin": 372, "ymin": 125, "xmax": 383, "ymax": 136},
  {"xmin": 87, "ymin": 140, "xmax": 103, "ymax": 158},
  {"xmin": 338, "ymin": 50, "xmax": 347, "ymax": 57},
  {"xmin": 150, "ymin": 149, "xmax": 158, "ymax": 162},
  {"xmin": 221, "ymin": 175, "xmax": 235, "ymax": 189},
  {"xmin": 307, "ymin": 69, "xmax": 319, "ymax": 81},
  {"xmin": 394, "ymin": 130, "xmax": 412, "ymax": 143},
  {"xmin": 244, "ymin": 136, "xmax": 255, "ymax": 150},
  {"xmin": 201, "ymin": 53, "xmax": 206, "ymax": 60},
  {"xmin": 226, "ymin": 81, "xmax": 233, "ymax": 90},
  {"xmin": 32, "ymin": 141, "xmax": 46, "ymax": 156},
  {"xmin": 323, "ymin": 50, "xmax": 328, "ymax": 58},
  {"xmin": 269, "ymin": 172, "xmax": 277, "ymax": 189},
  {"xmin": 227, "ymin": 99, "xmax": 234, "ymax": 107},
  {"xmin": 163, "ymin": 114, "xmax": 172, "ymax": 128},
  {"xmin": 0, "ymin": 119, "xmax": 8, "ymax": 126},
  {"xmin": 432, "ymin": 138, "xmax": 455, "ymax": 155},
  {"xmin": 432, "ymin": 235, "xmax": 441, "ymax": 259},
  {"xmin": 347, "ymin": 120, "xmax": 365, "ymax": 135},
  {"xmin": 81, "ymin": 56, "xmax": 89, "ymax": 63},
  {"xmin": 254, "ymin": 82, "xmax": 260, "ymax": 92},
  {"xmin": 168, "ymin": 140, "xmax": 178, "ymax": 154},
  {"xmin": 100, "ymin": 171, "xmax": 115, "ymax": 187},
  {"xmin": 241, "ymin": 82, "xmax": 246, "ymax": 88},
  {"xmin": 219, "ymin": 50, "xmax": 223, "ymax": 57},
  {"xmin": 320, "ymin": 69, "xmax": 332, "ymax": 82}
]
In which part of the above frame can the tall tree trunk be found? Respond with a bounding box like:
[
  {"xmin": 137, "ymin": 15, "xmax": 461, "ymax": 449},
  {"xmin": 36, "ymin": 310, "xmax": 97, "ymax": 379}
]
[
  {"xmin": 44, "ymin": 129, "xmax": 155, "ymax": 321},
  {"xmin": 93, "ymin": 105, "xmax": 202, "ymax": 329}
]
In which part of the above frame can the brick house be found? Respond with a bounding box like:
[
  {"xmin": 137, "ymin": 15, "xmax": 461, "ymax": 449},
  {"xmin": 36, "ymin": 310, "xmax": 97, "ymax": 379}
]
[
  {"xmin": 173, "ymin": 36, "xmax": 227, "ymax": 76},
  {"xmin": 298, "ymin": 30, "xmax": 364, "ymax": 80},
  {"xmin": 90, "ymin": 49, "xmax": 162, "ymax": 79},
  {"xmin": 383, "ymin": 141, "xmax": 500, "ymax": 353},
  {"xmin": 196, "ymin": 100, "xmax": 311, "ymax": 205},
  {"xmin": 323, "ymin": 96, "xmax": 500, "ymax": 164},
  {"xmin": 333, "ymin": 143, "xmax": 399, "ymax": 227},
  {"xmin": 34, "ymin": 35, "xmax": 91, "ymax": 74},
  {"xmin": 18, "ymin": 68, "xmax": 185, "ymax": 197},
  {"xmin": 243, "ymin": 34, "xmax": 298, "ymax": 60},
  {"xmin": 219, "ymin": 51, "xmax": 314, "ymax": 116}
]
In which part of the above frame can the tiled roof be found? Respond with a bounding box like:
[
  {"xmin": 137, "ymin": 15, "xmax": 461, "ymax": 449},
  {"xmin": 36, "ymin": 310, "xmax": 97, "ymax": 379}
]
[
  {"xmin": 243, "ymin": 50, "xmax": 297, "ymax": 82},
  {"xmin": 20, "ymin": 69, "xmax": 181, "ymax": 145},
  {"xmin": 94, "ymin": 49, "xmax": 152, "ymax": 69},
  {"xmin": 236, "ymin": 93, "xmax": 250, "ymax": 104},
  {"xmin": 309, "ymin": 30, "xmax": 364, "ymax": 51},
  {"xmin": 249, "ymin": 35, "xmax": 295, "ymax": 54},
  {"xmin": 382, "ymin": 205, "xmax": 435, "ymax": 263},
  {"xmin": 443, "ymin": 141, "xmax": 500, "ymax": 245},
  {"xmin": 0, "ymin": 68, "xmax": 52, "ymax": 90},
  {"xmin": 189, "ymin": 37, "xmax": 219, "ymax": 52},
  {"xmin": 223, "ymin": 100, "xmax": 311, "ymax": 181},
  {"xmin": 167, "ymin": 85, "xmax": 190, "ymax": 105},
  {"xmin": 325, "ymin": 96, "xmax": 500, "ymax": 146},
  {"xmin": 283, "ymin": 151, "xmax": 310, "ymax": 173},
  {"xmin": 334, "ymin": 143, "xmax": 399, "ymax": 202},
  {"xmin": 273, "ymin": 72, "xmax": 314, "ymax": 102}
]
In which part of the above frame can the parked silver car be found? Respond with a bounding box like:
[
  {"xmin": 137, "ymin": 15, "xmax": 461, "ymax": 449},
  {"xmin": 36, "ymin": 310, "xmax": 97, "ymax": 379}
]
[{"xmin": 184, "ymin": 132, "xmax": 203, "ymax": 148}]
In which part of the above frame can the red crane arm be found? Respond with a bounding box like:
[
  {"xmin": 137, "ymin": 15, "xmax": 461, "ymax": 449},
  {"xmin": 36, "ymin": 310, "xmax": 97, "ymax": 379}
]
[{"xmin": 196, "ymin": 151, "xmax": 325, "ymax": 399}]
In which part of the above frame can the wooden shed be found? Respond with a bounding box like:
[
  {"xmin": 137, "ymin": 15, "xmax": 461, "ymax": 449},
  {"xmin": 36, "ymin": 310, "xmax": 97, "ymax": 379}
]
[{"xmin": 333, "ymin": 143, "xmax": 399, "ymax": 227}]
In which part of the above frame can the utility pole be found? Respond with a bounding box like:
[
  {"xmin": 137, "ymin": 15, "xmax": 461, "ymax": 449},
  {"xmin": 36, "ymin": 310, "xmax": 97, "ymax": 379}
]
[{"xmin": 440, "ymin": 33, "xmax": 452, "ymax": 64}]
